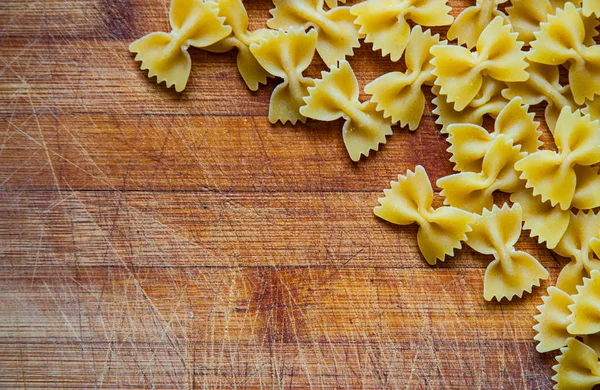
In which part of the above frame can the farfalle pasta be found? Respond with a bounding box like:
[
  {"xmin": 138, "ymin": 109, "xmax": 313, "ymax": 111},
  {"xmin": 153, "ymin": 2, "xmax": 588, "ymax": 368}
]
[
  {"xmin": 553, "ymin": 338, "xmax": 600, "ymax": 390},
  {"xmin": 204, "ymin": 0, "xmax": 271, "ymax": 91},
  {"xmin": 554, "ymin": 211, "xmax": 600, "ymax": 295},
  {"xmin": 267, "ymin": 0, "xmax": 360, "ymax": 67},
  {"xmin": 529, "ymin": 3, "xmax": 600, "ymax": 104},
  {"xmin": 365, "ymin": 26, "xmax": 442, "ymax": 130},
  {"xmin": 432, "ymin": 82, "xmax": 508, "ymax": 134},
  {"xmin": 567, "ymin": 269, "xmax": 600, "ymax": 336},
  {"xmin": 437, "ymin": 136, "xmax": 524, "ymax": 213},
  {"xmin": 465, "ymin": 203, "xmax": 548, "ymax": 301},
  {"xmin": 300, "ymin": 60, "xmax": 393, "ymax": 161},
  {"xmin": 502, "ymin": 61, "xmax": 578, "ymax": 131},
  {"xmin": 447, "ymin": 0, "xmax": 508, "ymax": 49},
  {"xmin": 373, "ymin": 166, "xmax": 476, "ymax": 265},
  {"xmin": 506, "ymin": 0, "xmax": 552, "ymax": 44},
  {"xmin": 350, "ymin": 0, "xmax": 452, "ymax": 61},
  {"xmin": 130, "ymin": 0, "xmax": 232, "ymax": 92},
  {"xmin": 431, "ymin": 16, "xmax": 528, "ymax": 111},
  {"xmin": 505, "ymin": 0, "xmax": 598, "ymax": 45},
  {"xmin": 514, "ymin": 107, "xmax": 600, "ymax": 210},
  {"xmin": 250, "ymin": 28, "xmax": 316, "ymax": 125},
  {"xmin": 533, "ymin": 286, "xmax": 575, "ymax": 353},
  {"xmin": 583, "ymin": 0, "xmax": 600, "ymax": 17},
  {"xmin": 446, "ymin": 97, "xmax": 541, "ymax": 173},
  {"xmin": 510, "ymin": 190, "xmax": 570, "ymax": 249}
]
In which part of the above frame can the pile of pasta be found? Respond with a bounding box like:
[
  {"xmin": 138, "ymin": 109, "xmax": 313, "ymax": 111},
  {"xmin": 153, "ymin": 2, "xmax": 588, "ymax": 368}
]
[{"xmin": 130, "ymin": 0, "xmax": 600, "ymax": 387}]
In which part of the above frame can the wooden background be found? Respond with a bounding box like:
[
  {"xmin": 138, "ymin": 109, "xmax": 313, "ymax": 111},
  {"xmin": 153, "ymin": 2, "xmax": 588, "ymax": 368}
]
[{"xmin": 0, "ymin": 0, "xmax": 564, "ymax": 388}]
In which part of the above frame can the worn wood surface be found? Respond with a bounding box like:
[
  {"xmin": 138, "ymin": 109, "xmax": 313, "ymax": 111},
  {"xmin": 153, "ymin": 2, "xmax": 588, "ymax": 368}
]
[{"xmin": 0, "ymin": 1, "xmax": 563, "ymax": 388}]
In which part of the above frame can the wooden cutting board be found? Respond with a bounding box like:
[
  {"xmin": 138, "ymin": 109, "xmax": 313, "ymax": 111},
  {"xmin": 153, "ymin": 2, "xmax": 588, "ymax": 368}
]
[{"xmin": 0, "ymin": 0, "xmax": 561, "ymax": 388}]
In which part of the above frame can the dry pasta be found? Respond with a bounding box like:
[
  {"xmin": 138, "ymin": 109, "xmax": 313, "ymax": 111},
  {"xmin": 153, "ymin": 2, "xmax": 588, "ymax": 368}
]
[
  {"xmin": 446, "ymin": 97, "xmax": 541, "ymax": 173},
  {"xmin": 432, "ymin": 83, "xmax": 508, "ymax": 134},
  {"xmin": 528, "ymin": 3, "xmax": 600, "ymax": 105},
  {"xmin": 553, "ymin": 338, "xmax": 600, "ymax": 390},
  {"xmin": 447, "ymin": 0, "xmax": 508, "ymax": 49},
  {"xmin": 514, "ymin": 107, "xmax": 600, "ymax": 211},
  {"xmin": 365, "ymin": 26, "xmax": 443, "ymax": 130},
  {"xmin": 267, "ymin": 0, "xmax": 360, "ymax": 67},
  {"xmin": 533, "ymin": 286, "xmax": 574, "ymax": 353},
  {"xmin": 373, "ymin": 166, "xmax": 476, "ymax": 265},
  {"xmin": 350, "ymin": 0, "xmax": 452, "ymax": 61},
  {"xmin": 300, "ymin": 60, "xmax": 393, "ymax": 161},
  {"xmin": 464, "ymin": 203, "xmax": 548, "ymax": 301},
  {"xmin": 431, "ymin": 16, "xmax": 528, "ymax": 111},
  {"xmin": 204, "ymin": 0, "xmax": 272, "ymax": 91},
  {"xmin": 250, "ymin": 28, "xmax": 317, "ymax": 125},
  {"xmin": 437, "ymin": 136, "xmax": 524, "ymax": 213},
  {"xmin": 129, "ymin": 0, "xmax": 231, "ymax": 92}
]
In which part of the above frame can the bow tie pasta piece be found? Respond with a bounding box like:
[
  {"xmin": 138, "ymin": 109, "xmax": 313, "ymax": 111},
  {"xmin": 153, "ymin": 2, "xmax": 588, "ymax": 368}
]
[
  {"xmin": 250, "ymin": 28, "xmax": 317, "ymax": 125},
  {"xmin": 502, "ymin": 61, "xmax": 579, "ymax": 131},
  {"xmin": 300, "ymin": 60, "xmax": 393, "ymax": 161},
  {"xmin": 552, "ymin": 338, "xmax": 600, "ymax": 390},
  {"xmin": 350, "ymin": 0, "xmax": 452, "ymax": 62},
  {"xmin": 568, "ymin": 269, "xmax": 600, "ymax": 335},
  {"xmin": 533, "ymin": 286, "xmax": 575, "ymax": 353},
  {"xmin": 267, "ymin": 0, "xmax": 360, "ymax": 67},
  {"xmin": 529, "ymin": 3, "xmax": 600, "ymax": 104},
  {"xmin": 573, "ymin": 166, "xmax": 600, "ymax": 210},
  {"xmin": 446, "ymin": 97, "xmax": 541, "ymax": 173},
  {"xmin": 437, "ymin": 136, "xmax": 525, "ymax": 214},
  {"xmin": 510, "ymin": 190, "xmax": 570, "ymax": 249},
  {"xmin": 203, "ymin": 0, "xmax": 272, "ymax": 91},
  {"xmin": 432, "ymin": 82, "xmax": 507, "ymax": 134},
  {"xmin": 514, "ymin": 107, "xmax": 600, "ymax": 210},
  {"xmin": 373, "ymin": 165, "xmax": 476, "ymax": 265},
  {"xmin": 555, "ymin": 211, "xmax": 600, "ymax": 295},
  {"xmin": 583, "ymin": 0, "xmax": 600, "ymax": 17},
  {"xmin": 365, "ymin": 26, "xmax": 443, "ymax": 130},
  {"xmin": 447, "ymin": 0, "xmax": 508, "ymax": 49},
  {"xmin": 129, "ymin": 0, "xmax": 232, "ymax": 92},
  {"xmin": 506, "ymin": 0, "xmax": 552, "ymax": 44},
  {"xmin": 465, "ymin": 203, "xmax": 548, "ymax": 301},
  {"xmin": 431, "ymin": 16, "xmax": 528, "ymax": 112}
]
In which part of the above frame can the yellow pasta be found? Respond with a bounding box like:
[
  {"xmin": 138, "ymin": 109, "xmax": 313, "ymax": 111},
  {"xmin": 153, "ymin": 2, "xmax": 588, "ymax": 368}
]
[
  {"xmin": 510, "ymin": 190, "xmax": 570, "ymax": 250},
  {"xmin": 365, "ymin": 26, "xmax": 443, "ymax": 130},
  {"xmin": 567, "ymin": 269, "xmax": 600, "ymax": 335},
  {"xmin": 267, "ymin": 0, "xmax": 360, "ymax": 67},
  {"xmin": 447, "ymin": 0, "xmax": 508, "ymax": 49},
  {"xmin": 529, "ymin": 3, "xmax": 600, "ymax": 104},
  {"xmin": 573, "ymin": 166, "xmax": 600, "ymax": 210},
  {"xmin": 300, "ymin": 60, "xmax": 393, "ymax": 161},
  {"xmin": 465, "ymin": 203, "xmax": 548, "ymax": 301},
  {"xmin": 324, "ymin": 0, "xmax": 346, "ymax": 8},
  {"xmin": 204, "ymin": 0, "xmax": 272, "ymax": 91},
  {"xmin": 583, "ymin": 0, "xmax": 600, "ymax": 17},
  {"xmin": 552, "ymin": 338, "xmax": 600, "ymax": 390},
  {"xmin": 506, "ymin": 0, "xmax": 552, "ymax": 44},
  {"xmin": 554, "ymin": 211, "xmax": 600, "ymax": 295},
  {"xmin": 250, "ymin": 28, "xmax": 317, "ymax": 125},
  {"xmin": 533, "ymin": 286, "xmax": 575, "ymax": 353},
  {"xmin": 373, "ymin": 165, "xmax": 476, "ymax": 265},
  {"xmin": 502, "ymin": 60, "xmax": 578, "ymax": 131},
  {"xmin": 431, "ymin": 16, "xmax": 528, "ymax": 111},
  {"xmin": 437, "ymin": 136, "xmax": 524, "ymax": 213},
  {"xmin": 432, "ymin": 82, "xmax": 508, "ymax": 134},
  {"xmin": 446, "ymin": 97, "xmax": 541, "ymax": 173},
  {"xmin": 350, "ymin": 0, "xmax": 452, "ymax": 61},
  {"xmin": 514, "ymin": 107, "xmax": 600, "ymax": 211},
  {"xmin": 129, "ymin": 0, "xmax": 232, "ymax": 92}
]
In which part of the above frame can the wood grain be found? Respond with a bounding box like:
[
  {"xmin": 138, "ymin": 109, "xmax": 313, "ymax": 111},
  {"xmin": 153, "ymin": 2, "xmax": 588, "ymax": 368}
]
[{"xmin": 0, "ymin": 0, "xmax": 559, "ymax": 388}]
